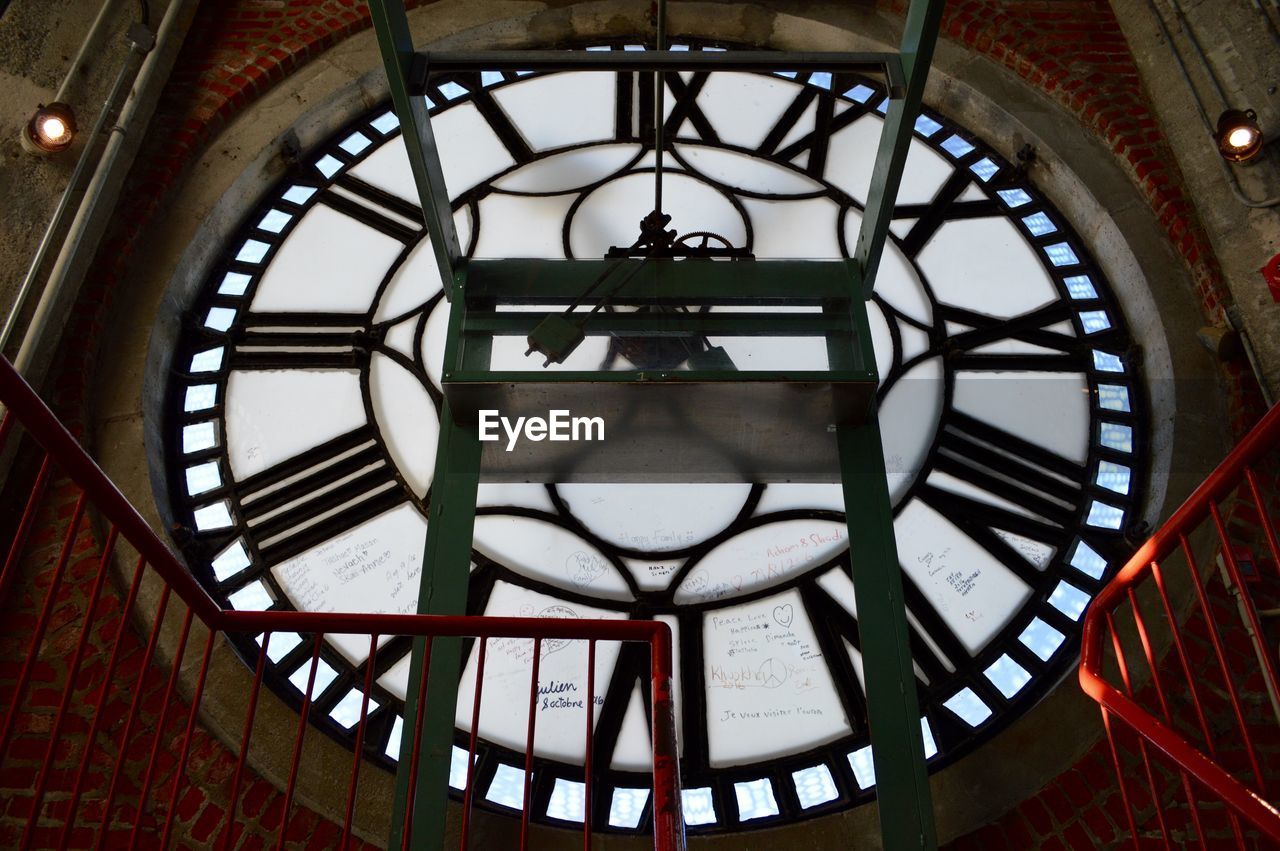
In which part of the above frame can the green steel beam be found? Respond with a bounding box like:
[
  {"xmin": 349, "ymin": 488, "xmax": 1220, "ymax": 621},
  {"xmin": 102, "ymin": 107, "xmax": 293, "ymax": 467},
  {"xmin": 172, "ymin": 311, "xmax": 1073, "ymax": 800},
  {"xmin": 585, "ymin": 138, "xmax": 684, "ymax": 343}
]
[
  {"xmin": 465, "ymin": 258, "xmax": 858, "ymax": 303},
  {"xmin": 390, "ymin": 274, "xmax": 484, "ymax": 851},
  {"xmin": 853, "ymin": 0, "xmax": 946, "ymax": 298},
  {"xmin": 828, "ymin": 292, "xmax": 937, "ymax": 849},
  {"xmin": 367, "ymin": 0, "xmax": 463, "ymax": 301}
]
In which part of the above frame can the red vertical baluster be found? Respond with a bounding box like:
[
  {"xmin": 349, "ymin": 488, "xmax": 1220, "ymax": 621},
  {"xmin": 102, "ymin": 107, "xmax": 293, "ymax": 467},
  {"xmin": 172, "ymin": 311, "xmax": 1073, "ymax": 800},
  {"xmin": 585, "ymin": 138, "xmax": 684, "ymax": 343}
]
[
  {"xmin": 1107, "ymin": 611, "xmax": 1172, "ymax": 845},
  {"xmin": 160, "ymin": 627, "xmax": 217, "ymax": 848},
  {"xmin": 1127, "ymin": 586, "xmax": 1206, "ymax": 847},
  {"xmin": 129, "ymin": 607, "xmax": 195, "ymax": 848},
  {"xmin": 460, "ymin": 638, "xmax": 488, "ymax": 851},
  {"xmin": 276, "ymin": 636, "xmax": 323, "ymax": 851},
  {"xmin": 1, "ymin": 489, "xmax": 86, "ymax": 768},
  {"xmin": 584, "ymin": 639, "xmax": 595, "ymax": 851},
  {"xmin": 649, "ymin": 626, "xmax": 682, "ymax": 850},
  {"xmin": 1180, "ymin": 533, "xmax": 1269, "ymax": 791},
  {"xmin": 520, "ymin": 637, "xmax": 543, "ymax": 849},
  {"xmin": 341, "ymin": 633, "xmax": 379, "ymax": 851},
  {"xmin": 20, "ymin": 526, "xmax": 119, "ymax": 850},
  {"xmin": 401, "ymin": 636, "xmax": 432, "ymax": 851},
  {"xmin": 1244, "ymin": 468, "xmax": 1280, "ymax": 578},
  {"xmin": 61, "ymin": 556, "xmax": 148, "ymax": 851},
  {"xmin": 1100, "ymin": 706, "xmax": 1141, "ymax": 851},
  {"xmin": 95, "ymin": 583, "xmax": 172, "ymax": 850},
  {"xmin": 221, "ymin": 633, "xmax": 271, "ymax": 851},
  {"xmin": 0, "ymin": 454, "xmax": 51, "ymax": 601}
]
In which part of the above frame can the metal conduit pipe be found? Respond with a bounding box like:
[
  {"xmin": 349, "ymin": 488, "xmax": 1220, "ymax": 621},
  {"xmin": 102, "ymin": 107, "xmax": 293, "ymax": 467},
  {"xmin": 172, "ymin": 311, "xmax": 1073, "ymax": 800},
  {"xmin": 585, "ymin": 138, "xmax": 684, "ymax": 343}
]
[
  {"xmin": 10, "ymin": 0, "xmax": 197, "ymax": 382},
  {"xmin": 54, "ymin": 0, "xmax": 133, "ymax": 105},
  {"xmin": 0, "ymin": 25, "xmax": 153, "ymax": 359}
]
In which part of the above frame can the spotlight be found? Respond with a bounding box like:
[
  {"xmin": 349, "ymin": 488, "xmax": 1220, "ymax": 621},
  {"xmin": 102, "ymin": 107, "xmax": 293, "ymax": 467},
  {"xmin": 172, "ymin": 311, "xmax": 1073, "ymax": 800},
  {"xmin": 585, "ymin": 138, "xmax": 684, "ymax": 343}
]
[
  {"xmin": 24, "ymin": 102, "xmax": 77, "ymax": 154},
  {"xmin": 1215, "ymin": 109, "xmax": 1263, "ymax": 163}
]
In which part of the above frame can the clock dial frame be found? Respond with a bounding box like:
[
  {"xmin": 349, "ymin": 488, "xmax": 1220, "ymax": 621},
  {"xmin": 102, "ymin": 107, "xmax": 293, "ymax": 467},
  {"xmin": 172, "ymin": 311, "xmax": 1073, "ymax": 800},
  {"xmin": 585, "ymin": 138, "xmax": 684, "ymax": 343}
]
[{"xmin": 160, "ymin": 42, "xmax": 1147, "ymax": 833}]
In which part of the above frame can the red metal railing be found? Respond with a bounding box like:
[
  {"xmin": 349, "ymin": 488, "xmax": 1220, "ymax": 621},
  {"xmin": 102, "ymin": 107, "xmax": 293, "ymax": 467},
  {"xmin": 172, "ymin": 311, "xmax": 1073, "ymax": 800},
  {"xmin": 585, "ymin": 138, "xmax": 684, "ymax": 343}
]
[
  {"xmin": 0, "ymin": 355, "xmax": 684, "ymax": 850},
  {"xmin": 1080, "ymin": 401, "xmax": 1280, "ymax": 848}
]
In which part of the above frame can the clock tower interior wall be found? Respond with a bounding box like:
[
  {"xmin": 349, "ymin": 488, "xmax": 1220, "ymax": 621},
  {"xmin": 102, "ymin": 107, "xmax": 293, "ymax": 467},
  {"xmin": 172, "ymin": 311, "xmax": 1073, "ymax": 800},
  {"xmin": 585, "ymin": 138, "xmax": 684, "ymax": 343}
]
[{"xmin": 0, "ymin": 1, "xmax": 1271, "ymax": 849}]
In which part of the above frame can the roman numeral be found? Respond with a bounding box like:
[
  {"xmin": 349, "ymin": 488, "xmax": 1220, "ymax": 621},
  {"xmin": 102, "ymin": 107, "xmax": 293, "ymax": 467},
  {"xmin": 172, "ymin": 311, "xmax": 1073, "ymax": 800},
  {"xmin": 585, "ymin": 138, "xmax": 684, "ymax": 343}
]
[
  {"xmin": 774, "ymin": 92, "xmax": 867, "ymax": 178},
  {"xmin": 798, "ymin": 585, "xmax": 868, "ymax": 734},
  {"xmin": 662, "ymin": 72, "xmax": 719, "ymax": 143},
  {"xmin": 615, "ymin": 71, "xmax": 636, "ymax": 141},
  {"xmin": 465, "ymin": 76, "xmax": 536, "ymax": 164},
  {"xmin": 897, "ymin": 170, "xmax": 999, "ymax": 257},
  {"xmin": 320, "ymin": 177, "xmax": 423, "ymax": 243},
  {"xmin": 235, "ymin": 425, "xmax": 404, "ymax": 565},
  {"xmin": 756, "ymin": 85, "xmax": 819, "ymax": 157},
  {"xmin": 941, "ymin": 303, "xmax": 1092, "ymax": 372},
  {"xmin": 227, "ymin": 313, "xmax": 379, "ymax": 370},
  {"xmin": 588, "ymin": 642, "xmax": 652, "ymax": 773}
]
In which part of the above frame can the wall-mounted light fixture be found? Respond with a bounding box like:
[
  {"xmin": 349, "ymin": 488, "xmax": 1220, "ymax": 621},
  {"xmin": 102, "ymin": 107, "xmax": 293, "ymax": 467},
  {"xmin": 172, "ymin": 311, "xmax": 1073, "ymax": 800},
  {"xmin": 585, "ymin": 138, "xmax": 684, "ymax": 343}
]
[
  {"xmin": 23, "ymin": 102, "xmax": 78, "ymax": 154},
  {"xmin": 1215, "ymin": 109, "xmax": 1264, "ymax": 163}
]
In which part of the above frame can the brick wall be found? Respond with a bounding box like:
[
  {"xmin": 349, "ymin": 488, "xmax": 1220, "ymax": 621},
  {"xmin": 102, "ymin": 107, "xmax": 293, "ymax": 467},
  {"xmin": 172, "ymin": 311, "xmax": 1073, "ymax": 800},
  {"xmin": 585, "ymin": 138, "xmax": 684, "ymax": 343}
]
[{"xmin": 1, "ymin": 0, "xmax": 1270, "ymax": 848}]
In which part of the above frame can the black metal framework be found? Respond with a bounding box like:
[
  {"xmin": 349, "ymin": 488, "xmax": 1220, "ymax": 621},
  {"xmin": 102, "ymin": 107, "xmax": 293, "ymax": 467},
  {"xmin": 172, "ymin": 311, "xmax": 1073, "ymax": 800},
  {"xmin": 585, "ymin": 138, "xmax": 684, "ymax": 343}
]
[{"xmin": 157, "ymin": 40, "xmax": 1148, "ymax": 834}]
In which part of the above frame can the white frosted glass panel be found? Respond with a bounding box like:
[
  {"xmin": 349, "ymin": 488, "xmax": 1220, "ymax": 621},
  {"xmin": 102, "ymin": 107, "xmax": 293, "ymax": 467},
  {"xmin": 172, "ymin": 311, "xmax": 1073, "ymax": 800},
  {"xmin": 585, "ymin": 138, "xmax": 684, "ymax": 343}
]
[
  {"xmin": 740, "ymin": 197, "xmax": 840, "ymax": 258},
  {"xmin": 848, "ymin": 746, "xmax": 876, "ymax": 789},
  {"xmin": 219, "ymin": 271, "xmax": 251, "ymax": 295},
  {"xmin": 190, "ymin": 348, "xmax": 224, "ymax": 373},
  {"xmin": 734, "ymin": 778, "xmax": 779, "ymax": 821},
  {"xmin": 943, "ymin": 688, "xmax": 992, "ymax": 726},
  {"xmin": 250, "ymin": 205, "xmax": 401, "ymax": 312},
  {"xmin": 272, "ymin": 504, "xmax": 425, "ymax": 663},
  {"xmin": 921, "ymin": 717, "xmax": 939, "ymax": 759},
  {"xmin": 826, "ymin": 116, "xmax": 952, "ymax": 204},
  {"xmin": 677, "ymin": 145, "xmax": 822, "ymax": 197},
  {"xmin": 473, "ymin": 193, "xmax": 576, "ymax": 258},
  {"xmin": 490, "ymin": 73, "xmax": 617, "ymax": 151},
  {"xmin": 570, "ymin": 172, "xmax": 746, "ymax": 259},
  {"xmin": 547, "ymin": 778, "xmax": 586, "ymax": 822},
  {"xmin": 185, "ymin": 462, "xmax": 221, "ymax": 495},
  {"xmin": 694, "ymin": 73, "xmax": 803, "ymax": 150},
  {"xmin": 675, "ymin": 519, "xmax": 846, "ymax": 604},
  {"xmin": 792, "ymin": 764, "xmax": 838, "ymax": 808},
  {"xmin": 329, "ymin": 687, "xmax": 379, "ymax": 729},
  {"xmin": 473, "ymin": 516, "xmax": 632, "ymax": 600},
  {"xmin": 952, "ymin": 371, "xmax": 1090, "ymax": 465},
  {"xmin": 382, "ymin": 316, "xmax": 417, "ymax": 361},
  {"xmin": 753, "ymin": 483, "xmax": 845, "ymax": 514},
  {"xmin": 1087, "ymin": 500, "xmax": 1125, "ymax": 529},
  {"xmin": 453, "ymin": 582, "xmax": 624, "ymax": 762},
  {"xmin": 185, "ymin": 384, "xmax": 217, "ymax": 412},
  {"xmin": 681, "ymin": 787, "xmax": 717, "ymax": 826},
  {"xmin": 898, "ymin": 321, "xmax": 931, "ymax": 364},
  {"xmin": 224, "ymin": 369, "xmax": 365, "ymax": 480},
  {"xmin": 984, "ymin": 653, "xmax": 1032, "ymax": 698},
  {"xmin": 493, "ymin": 144, "xmax": 641, "ymax": 193},
  {"xmin": 557, "ymin": 483, "xmax": 750, "ymax": 552},
  {"xmin": 1049, "ymin": 580, "xmax": 1090, "ymax": 620},
  {"xmin": 928, "ymin": 469, "xmax": 1047, "ymax": 525},
  {"xmin": 777, "ymin": 99, "xmax": 818, "ymax": 153},
  {"xmin": 895, "ymin": 500, "xmax": 1033, "ymax": 654},
  {"xmin": 703, "ymin": 591, "xmax": 849, "ymax": 765},
  {"xmin": 193, "ymin": 501, "xmax": 233, "ymax": 531},
  {"xmin": 384, "ymin": 716, "xmax": 403, "ymax": 760},
  {"xmin": 1070, "ymin": 540, "xmax": 1108, "ymax": 580},
  {"xmin": 289, "ymin": 657, "xmax": 338, "ymax": 697},
  {"xmin": 919, "ymin": 217, "xmax": 1059, "ymax": 316},
  {"xmin": 211, "ymin": 540, "xmax": 251, "ymax": 582},
  {"xmin": 228, "ymin": 580, "xmax": 273, "ymax": 611},
  {"xmin": 1019, "ymin": 617, "xmax": 1065, "ymax": 661},
  {"xmin": 867, "ymin": 300, "xmax": 894, "ymax": 380},
  {"xmin": 486, "ymin": 764, "xmax": 525, "ymax": 809},
  {"xmin": 205, "ymin": 306, "xmax": 237, "ymax": 331},
  {"xmin": 992, "ymin": 529, "xmax": 1055, "ymax": 569},
  {"xmin": 449, "ymin": 746, "xmax": 473, "ymax": 788},
  {"xmin": 622, "ymin": 557, "xmax": 684, "ymax": 591},
  {"xmin": 260, "ymin": 631, "xmax": 302, "ymax": 664},
  {"xmin": 369, "ymin": 354, "xmax": 437, "ymax": 498},
  {"xmin": 182, "ymin": 421, "xmax": 217, "ymax": 454},
  {"xmin": 609, "ymin": 788, "xmax": 650, "ymax": 829},
  {"xmin": 817, "ymin": 567, "xmax": 949, "ymax": 681},
  {"xmin": 879, "ymin": 357, "xmax": 944, "ymax": 503}
]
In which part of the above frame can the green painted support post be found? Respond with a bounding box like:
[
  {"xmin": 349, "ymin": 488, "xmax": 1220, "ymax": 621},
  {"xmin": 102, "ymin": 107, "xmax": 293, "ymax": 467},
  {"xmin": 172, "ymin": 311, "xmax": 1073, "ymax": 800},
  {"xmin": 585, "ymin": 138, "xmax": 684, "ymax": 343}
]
[
  {"xmin": 854, "ymin": 0, "xmax": 945, "ymax": 298},
  {"xmin": 367, "ymin": 0, "xmax": 463, "ymax": 301}
]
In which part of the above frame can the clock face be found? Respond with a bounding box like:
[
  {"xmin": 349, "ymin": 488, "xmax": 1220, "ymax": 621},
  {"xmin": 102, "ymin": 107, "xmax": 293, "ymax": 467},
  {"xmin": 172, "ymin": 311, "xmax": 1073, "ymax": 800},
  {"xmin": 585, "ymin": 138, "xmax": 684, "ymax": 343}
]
[{"xmin": 160, "ymin": 43, "xmax": 1146, "ymax": 832}]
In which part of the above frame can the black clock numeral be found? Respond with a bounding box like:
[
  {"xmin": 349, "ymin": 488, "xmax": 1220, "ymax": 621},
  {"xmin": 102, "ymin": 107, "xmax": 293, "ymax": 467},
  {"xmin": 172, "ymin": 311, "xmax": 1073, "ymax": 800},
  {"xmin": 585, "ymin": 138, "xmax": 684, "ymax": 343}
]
[
  {"xmin": 940, "ymin": 303, "xmax": 1093, "ymax": 372},
  {"xmin": 799, "ymin": 586, "xmax": 869, "ymax": 733},
  {"xmin": 896, "ymin": 170, "xmax": 1000, "ymax": 257},
  {"xmin": 236, "ymin": 425, "xmax": 405, "ymax": 565},
  {"xmin": 227, "ymin": 313, "xmax": 375, "ymax": 370},
  {"xmin": 614, "ymin": 71, "xmax": 636, "ymax": 141},
  {"xmin": 663, "ymin": 72, "xmax": 720, "ymax": 144},
  {"xmin": 318, "ymin": 181, "xmax": 422, "ymax": 244},
  {"xmin": 466, "ymin": 80, "xmax": 536, "ymax": 165},
  {"xmin": 774, "ymin": 90, "xmax": 868, "ymax": 179},
  {"xmin": 755, "ymin": 86, "xmax": 819, "ymax": 158},
  {"xmin": 589, "ymin": 642, "xmax": 652, "ymax": 772}
]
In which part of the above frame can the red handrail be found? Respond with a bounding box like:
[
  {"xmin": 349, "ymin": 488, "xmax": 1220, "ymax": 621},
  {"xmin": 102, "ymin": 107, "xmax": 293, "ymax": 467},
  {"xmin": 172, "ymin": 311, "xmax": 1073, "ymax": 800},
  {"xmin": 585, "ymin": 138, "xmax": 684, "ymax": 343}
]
[
  {"xmin": 0, "ymin": 354, "xmax": 685, "ymax": 849},
  {"xmin": 1079, "ymin": 401, "xmax": 1280, "ymax": 847}
]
